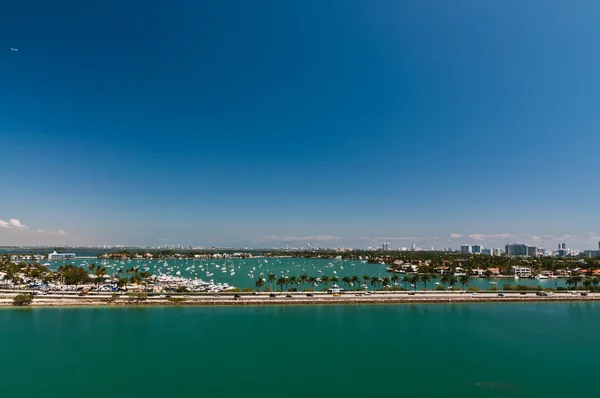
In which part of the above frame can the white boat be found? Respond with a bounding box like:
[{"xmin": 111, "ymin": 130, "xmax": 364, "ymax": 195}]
[{"xmin": 536, "ymin": 274, "xmax": 549, "ymax": 280}]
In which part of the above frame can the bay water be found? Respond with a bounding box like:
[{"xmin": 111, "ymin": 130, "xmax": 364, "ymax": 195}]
[{"xmin": 1, "ymin": 302, "xmax": 597, "ymax": 397}]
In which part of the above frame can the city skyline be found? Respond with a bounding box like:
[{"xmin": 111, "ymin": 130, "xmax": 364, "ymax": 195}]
[{"xmin": 2, "ymin": 1, "xmax": 600, "ymax": 248}]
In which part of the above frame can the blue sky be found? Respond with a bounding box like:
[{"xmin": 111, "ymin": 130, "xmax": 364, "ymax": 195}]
[{"xmin": 1, "ymin": 0, "xmax": 599, "ymax": 249}]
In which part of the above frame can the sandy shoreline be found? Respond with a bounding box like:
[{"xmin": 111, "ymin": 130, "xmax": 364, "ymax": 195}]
[{"xmin": 1, "ymin": 292, "xmax": 598, "ymax": 307}]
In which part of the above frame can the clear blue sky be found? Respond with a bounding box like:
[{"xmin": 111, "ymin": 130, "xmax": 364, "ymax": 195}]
[{"xmin": 1, "ymin": 0, "xmax": 599, "ymax": 249}]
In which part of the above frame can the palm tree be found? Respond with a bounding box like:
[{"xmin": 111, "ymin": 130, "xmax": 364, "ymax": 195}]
[
  {"xmin": 299, "ymin": 273, "xmax": 308, "ymax": 292},
  {"xmin": 94, "ymin": 266, "xmax": 107, "ymax": 294},
  {"xmin": 370, "ymin": 275, "xmax": 380, "ymax": 292},
  {"xmin": 459, "ymin": 275, "xmax": 469, "ymax": 292},
  {"xmin": 288, "ymin": 276, "xmax": 298, "ymax": 292},
  {"xmin": 362, "ymin": 275, "xmax": 370, "ymax": 290},
  {"xmin": 420, "ymin": 274, "xmax": 432, "ymax": 291},
  {"xmin": 351, "ymin": 275, "xmax": 360, "ymax": 292},
  {"xmin": 401, "ymin": 275, "xmax": 410, "ymax": 291},
  {"xmin": 276, "ymin": 277, "xmax": 286, "ymax": 293},
  {"xmin": 267, "ymin": 273, "xmax": 276, "ymax": 292},
  {"xmin": 592, "ymin": 277, "xmax": 599, "ymax": 292},
  {"xmin": 331, "ymin": 275, "xmax": 339, "ymax": 288},
  {"xmin": 447, "ymin": 276, "xmax": 458, "ymax": 290},
  {"xmin": 308, "ymin": 276, "xmax": 318, "ymax": 292},
  {"xmin": 408, "ymin": 274, "xmax": 419, "ymax": 291},
  {"xmin": 341, "ymin": 276, "xmax": 351, "ymax": 291},
  {"xmin": 440, "ymin": 274, "xmax": 450, "ymax": 289},
  {"xmin": 381, "ymin": 276, "xmax": 391, "ymax": 294},
  {"xmin": 391, "ymin": 274, "xmax": 399, "ymax": 288},
  {"xmin": 582, "ymin": 278, "xmax": 592, "ymax": 292},
  {"xmin": 321, "ymin": 274, "xmax": 331, "ymax": 292},
  {"xmin": 254, "ymin": 277, "xmax": 265, "ymax": 293}
]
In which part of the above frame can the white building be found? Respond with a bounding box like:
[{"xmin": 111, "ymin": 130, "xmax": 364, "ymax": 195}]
[
  {"xmin": 512, "ymin": 267, "xmax": 532, "ymax": 277},
  {"xmin": 47, "ymin": 251, "xmax": 76, "ymax": 260}
]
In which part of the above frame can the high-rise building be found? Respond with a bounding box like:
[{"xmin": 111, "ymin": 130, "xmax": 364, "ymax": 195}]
[
  {"xmin": 382, "ymin": 242, "xmax": 389, "ymax": 251},
  {"xmin": 411, "ymin": 243, "xmax": 416, "ymax": 251},
  {"xmin": 527, "ymin": 246, "xmax": 538, "ymax": 257},
  {"xmin": 493, "ymin": 248, "xmax": 503, "ymax": 256},
  {"xmin": 559, "ymin": 242, "xmax": 567, "ymax": 250},
  {"xmin": 460, "ymin": 245, "xmax": 472, "ymax": 254},
  {"xmin": 472, "ymin": 244, "xmax": 482, "ymax": 254},
  {"xmin": 505, "ymin": 243, "xmax": 528, "ymax": 256},
  {"xmin": 481, "ymin": 248, "xmax": 492, "ymax": 256}
]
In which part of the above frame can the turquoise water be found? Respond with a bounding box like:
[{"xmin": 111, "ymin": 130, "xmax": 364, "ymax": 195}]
[
  {"xmin": 1, "ymin": 303, "xmax": 597, "ymax": 397},
  {"xmin": 44, "ymin": 257, "xmax": 566, "ymax": 290}
]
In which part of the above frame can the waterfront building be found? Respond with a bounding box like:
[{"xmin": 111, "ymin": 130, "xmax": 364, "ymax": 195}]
[
  {"xmin": 505, "ymin": 243, "xmax": 528, "ymax": 256},
  {"xmin": 512, "ymin": 266, "xmax": 532, "ymax": 277},
  {"xmin": 460, "ymin": 245, "xmax": 472, "ymax": 254},
  {"xmin": 472, "ymin": 244, "xmax": 482, "ymax": 254},
  {"xmin": 47, "ymin": 251, "xmax": 76, "ymax": 260}
]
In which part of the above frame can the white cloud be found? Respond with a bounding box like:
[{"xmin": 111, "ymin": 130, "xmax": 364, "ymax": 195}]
[
  {"xmin": 0, "ymin": 220, "xmax": 11, "ymax": 229},
  {"xmin": 357, "ymin": 236, "xmax": 427, "ymax": 242},
  {"xmin": 9, "ymin": 219, "xmax": 27, "ymax": 229},
  {"xmin": 257, "ymin": 235, "xmax": 341, "ymax": 242},
  {"xmin": 468, "ymin": 233, "xmax": 512, "ymax": 241},
  {"xmin": 57, "ymin": 230, "xmax": 67, "ymax": 236},
  {"xmin": 450, "ymin": 233, "xmax": 462, "ymax": 239}
]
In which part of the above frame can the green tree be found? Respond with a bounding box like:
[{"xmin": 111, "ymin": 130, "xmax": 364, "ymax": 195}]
[
  {"xmin": 321, "ymin": 275, "xmax": 331, "ymax": 291},
  {"xmin": 351, "ymin": 275, "xmax": 360, "ymax": 292},
  {"xmin": 288, "ymin": 275, "xmax": 298, "ymax": 292},
  {"xmin": 381, "ymin": 276, "xmax": 391, "ymax": 294},
  {"xmin": 420, "ymin": 273, "xmax": 432, "ymax": 291},
  {"xmin": 447, "ymin": 276, "xmax": 458, "ymax": 290},
  {"xmin": 299, "ymin": 273, "xmax": 308, "ymax": 292},
  {"xmin": 13, "ymin": 293, "xmax": 33, "ymax": 306},
  {"xmin": 370, "ymin": 275, "xmax": 380, "ymax": 292},
  {"xmin": 267, "ymin": 273, "xmax": 276, "ymax": 292},
  {"xmin": 307, "ymin": 276, "xmax": 318, "ymax": 291},
  {"xmin": 459, "ymin": 275, "xmax": 470, "ymax": 291},
  {"xmin": 401, "ymin": 275, "xmax": 410, "ymax": 291},
  {"xmin": 408, "ymin": 274, "xmax": 419, "ymax": 291},
  {"xmin": 276, "ymin": 277, "xmax": 286, "ymax": 293},
  {"xmin": 254, "ymin": 277, "xmax": 265, "ymax": 292}
]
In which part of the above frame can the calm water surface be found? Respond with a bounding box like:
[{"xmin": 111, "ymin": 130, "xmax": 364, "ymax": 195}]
[{"xmin": 1, "ymin": 303, "xmax": 597, "ymax": 397}]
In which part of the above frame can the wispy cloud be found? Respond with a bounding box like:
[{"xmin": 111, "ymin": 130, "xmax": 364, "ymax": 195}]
[
  {"xmin": 256, "ymin": 235, "xmax": 341, "ymax": 242},
  {"xmin": 450, "ymin": 233, "xmax": 462, "ymax": 239},
  {"xmin": 0, "ymin": 217, "xmax": 66, "ymax": 237},
  {"xmin": 468, "ymin": 233, "xmax": 512, "ymax": 241},
  {"xmin": 357, "ymin": 236, "xmax": 433, "ymax": 242}
]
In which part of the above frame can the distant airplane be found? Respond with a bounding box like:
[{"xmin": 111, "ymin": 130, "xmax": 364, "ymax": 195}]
[{"xmin": 10, "ymin": 48, "xmax": 18, "ymax": 52}]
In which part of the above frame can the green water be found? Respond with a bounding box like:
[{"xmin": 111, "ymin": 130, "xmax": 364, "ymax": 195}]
[{"xmin": 1, "ymin": 303, "xmax": 597, "ymax": 397}]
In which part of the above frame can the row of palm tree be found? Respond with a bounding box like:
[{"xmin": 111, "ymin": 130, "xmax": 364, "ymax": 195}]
[
  {"xmin": 567, "ymin": 276, "xmax": 600, "ymax": 291},
  {"xmin": 253, "ymin": 273, "xmax": 471, "ymax": 293}
]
